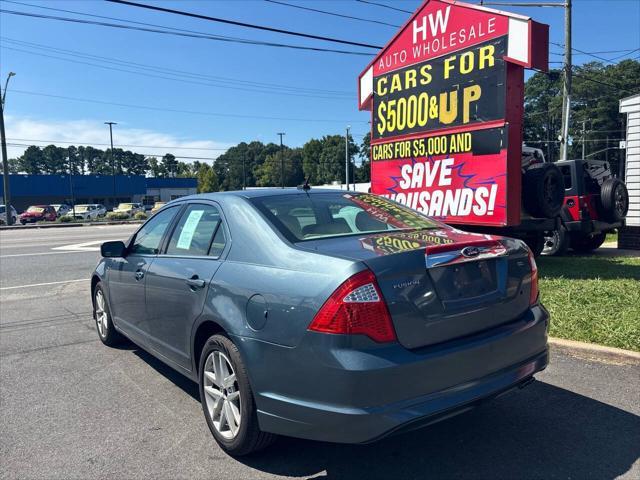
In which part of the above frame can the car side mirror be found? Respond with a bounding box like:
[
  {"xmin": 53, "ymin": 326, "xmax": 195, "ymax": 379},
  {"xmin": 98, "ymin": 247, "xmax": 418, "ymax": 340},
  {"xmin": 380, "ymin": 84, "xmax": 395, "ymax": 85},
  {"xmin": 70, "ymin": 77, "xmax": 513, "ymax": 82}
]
[{"xmin": 101, "ymin": 240, "xmax": 127, "ymax": 258}]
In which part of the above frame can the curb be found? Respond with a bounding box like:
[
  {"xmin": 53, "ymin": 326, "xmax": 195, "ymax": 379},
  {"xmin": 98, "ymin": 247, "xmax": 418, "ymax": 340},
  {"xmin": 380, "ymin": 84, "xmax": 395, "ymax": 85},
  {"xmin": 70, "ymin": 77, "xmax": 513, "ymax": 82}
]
[
  {"xmin": 0, "ymin": 221, "xmax": 144, "ymax": 230},
  {"xmin": 549, "ymin": 337, "xmax": 640, "ymax": 364}
]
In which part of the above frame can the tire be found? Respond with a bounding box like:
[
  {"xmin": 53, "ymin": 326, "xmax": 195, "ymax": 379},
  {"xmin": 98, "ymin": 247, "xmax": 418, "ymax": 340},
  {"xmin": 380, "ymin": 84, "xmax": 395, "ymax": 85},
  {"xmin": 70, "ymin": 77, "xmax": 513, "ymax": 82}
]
[
  {"xmin": 20, "ymin": 220, "xmax": 26, "ymax": 225},
  {"xmin": 524, "ymin": 233, "xmax": 545, "ymax": 257},
  {"xmin": 93, "ymin": 282, "xmax": 124, "ymax": 346},
  {"xmin": 570, "ymin": 232, "xmax": 606, "ymax": 253},
  {"xmin": 199, "ymin": 334, "xmax": 276, "ymax": 456},
  {"xmin": 523, "ymin": 163, "xmax": 565, "ymax": 218},
  {"xmin": 600, "ymin": 178, "xmax": 629, "ymax": 223},
  {"xmin": 542, "ymin": 226, "xmax": 569, "ymax": 256}
]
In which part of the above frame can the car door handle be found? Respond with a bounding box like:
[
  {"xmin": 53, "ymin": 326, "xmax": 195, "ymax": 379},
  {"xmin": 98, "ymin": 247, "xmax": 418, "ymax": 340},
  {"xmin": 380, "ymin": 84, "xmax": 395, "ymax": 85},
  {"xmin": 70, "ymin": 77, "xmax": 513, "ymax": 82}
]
[
  {"xmin": 186, "ymin": 276, "xmax": 206, "ymax": 290},
  {"xmin": 135, "ymin": 270, "xmax": 145, "ymax": 281}
]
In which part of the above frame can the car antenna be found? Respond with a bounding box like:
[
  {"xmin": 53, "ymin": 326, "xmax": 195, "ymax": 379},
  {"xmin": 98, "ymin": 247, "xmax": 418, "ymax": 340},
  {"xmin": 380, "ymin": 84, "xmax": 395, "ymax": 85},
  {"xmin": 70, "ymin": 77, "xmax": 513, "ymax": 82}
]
[{"xmin": 297, "ymin": 175, "xmax": 312, "ymax": 191}]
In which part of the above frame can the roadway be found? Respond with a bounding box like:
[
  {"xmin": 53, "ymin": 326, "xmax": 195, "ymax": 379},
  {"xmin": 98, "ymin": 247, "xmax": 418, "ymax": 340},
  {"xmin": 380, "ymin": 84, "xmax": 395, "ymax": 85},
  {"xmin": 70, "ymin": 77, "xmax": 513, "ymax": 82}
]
[{"xmin": 1, "ymin": 225, "xmax": 639, "ymax": 479}]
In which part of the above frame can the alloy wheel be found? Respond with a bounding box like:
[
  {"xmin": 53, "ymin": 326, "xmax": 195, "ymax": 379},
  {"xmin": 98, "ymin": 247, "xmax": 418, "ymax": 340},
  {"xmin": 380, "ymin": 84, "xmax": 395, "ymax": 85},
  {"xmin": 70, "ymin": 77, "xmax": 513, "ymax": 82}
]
[
  {"xmin": 95, "ymin": 290, "xmax": 108, "ymax": 338},
  {"xmin": 203, "ymin": 351, "xmax": 241, "ymax": 440}
]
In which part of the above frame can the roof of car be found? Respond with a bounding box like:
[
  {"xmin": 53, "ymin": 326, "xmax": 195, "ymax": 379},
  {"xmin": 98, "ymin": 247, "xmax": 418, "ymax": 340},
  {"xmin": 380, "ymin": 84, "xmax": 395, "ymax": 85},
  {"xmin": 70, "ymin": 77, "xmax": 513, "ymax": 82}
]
[{"xmin": 174, "ymin": 187, "xmax": 352, "ymax": 202}]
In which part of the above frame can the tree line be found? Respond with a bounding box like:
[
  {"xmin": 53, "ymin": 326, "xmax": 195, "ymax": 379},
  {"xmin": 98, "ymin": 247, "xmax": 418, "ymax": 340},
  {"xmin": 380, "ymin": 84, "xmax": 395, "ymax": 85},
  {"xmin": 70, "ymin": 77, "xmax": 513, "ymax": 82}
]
[{"xmin": 8, "ymin": 134, "xmax": 372, "ymax": 193}]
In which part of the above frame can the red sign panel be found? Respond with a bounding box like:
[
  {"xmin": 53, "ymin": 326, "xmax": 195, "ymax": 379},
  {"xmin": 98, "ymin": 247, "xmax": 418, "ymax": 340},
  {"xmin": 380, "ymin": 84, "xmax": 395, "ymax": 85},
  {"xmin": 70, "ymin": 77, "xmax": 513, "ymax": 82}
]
[{"xmin": 359, "ymin": 0, "xmax": 548, "ymax": 227}]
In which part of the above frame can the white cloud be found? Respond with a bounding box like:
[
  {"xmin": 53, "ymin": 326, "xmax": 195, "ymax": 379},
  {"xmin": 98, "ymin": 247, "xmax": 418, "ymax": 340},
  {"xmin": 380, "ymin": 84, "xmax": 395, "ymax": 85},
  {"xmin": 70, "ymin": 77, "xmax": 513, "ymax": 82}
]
[{"xmin": 4, "ymin": 116, "xmax": 232, "ymax": 163}]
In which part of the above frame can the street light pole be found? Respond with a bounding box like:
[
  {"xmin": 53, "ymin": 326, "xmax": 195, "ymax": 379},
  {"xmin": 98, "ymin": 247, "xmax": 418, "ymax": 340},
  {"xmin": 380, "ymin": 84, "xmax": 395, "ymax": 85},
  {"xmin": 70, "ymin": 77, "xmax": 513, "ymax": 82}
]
[
  {"xmin": 105, "ymin": 122, "xmax": 117, "ymax": 207},
  {"xmin": 1, "ymin": 72, "xmax": 16, "ymax": 225},
  {"xmin": 69, "ymin": 147, "xmax": 76, "ymax": 219},
  {"xmin": 345, "ymin": 126, "xmax": 351, "ymax": 191},
  {"xmin": 277, "ymin": 132, "xmax": 285, "ymax": 188}
]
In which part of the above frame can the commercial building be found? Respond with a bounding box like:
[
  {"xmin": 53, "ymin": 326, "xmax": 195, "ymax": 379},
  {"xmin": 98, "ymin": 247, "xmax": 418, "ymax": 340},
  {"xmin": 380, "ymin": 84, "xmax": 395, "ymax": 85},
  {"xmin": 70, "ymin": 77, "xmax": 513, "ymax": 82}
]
[
  {"xmin": 0, "ymin": 174, "xmax": 197, "ymax": 212},
  {"xmin": 619, "ymin": 94, "xmax": 640, "ymax": 250}
]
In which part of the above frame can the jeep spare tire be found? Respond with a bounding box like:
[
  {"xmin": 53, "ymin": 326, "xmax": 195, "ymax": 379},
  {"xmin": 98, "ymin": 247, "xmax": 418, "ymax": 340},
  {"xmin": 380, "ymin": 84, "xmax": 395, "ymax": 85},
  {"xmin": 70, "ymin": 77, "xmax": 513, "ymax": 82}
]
[
  {"xmin": 523, "ymin": 163, "xmax": 565, "ymax": 218},
  {"xmin": 599, "ymin": 178, "xmax": 629, "ymax": 223}
]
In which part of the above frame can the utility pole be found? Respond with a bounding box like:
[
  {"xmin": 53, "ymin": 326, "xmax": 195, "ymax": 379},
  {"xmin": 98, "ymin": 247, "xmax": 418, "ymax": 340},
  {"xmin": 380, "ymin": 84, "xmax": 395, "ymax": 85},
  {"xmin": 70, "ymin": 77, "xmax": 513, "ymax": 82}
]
[
  {"xmin": 1, "ymin": 72, "xmax": 15, "ymax": 225},
  {"xmin": 242, "ymin": 151, "xmax": 246, "ymax": 190},
  {"xmin": 345, "ymin": 126, "xmax": 350, "ymax": 191},
  {"xmin": 560, "ymin": 0, "xmax": 572, "ymax": 161},
  {"xmin": 69, "ymin": 147, "xmax": 76, "ymax": 219},
  {"xmin": 581, "ymin": 120, "xmax": 586, "ymax": 160},
  {"xmin": 105, "ymin": 122, "xmax": 117, "ymax": 207},
  {"xmin": 277, "ymin": 132, "xmax": 285, "ymax": 188}
]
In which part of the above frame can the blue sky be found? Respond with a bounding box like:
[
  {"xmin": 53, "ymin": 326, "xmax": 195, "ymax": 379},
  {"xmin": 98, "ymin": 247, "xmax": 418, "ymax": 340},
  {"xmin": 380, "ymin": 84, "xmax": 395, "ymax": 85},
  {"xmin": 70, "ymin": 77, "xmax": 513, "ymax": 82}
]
[{"xmin": 1, "ymin": 0, "xmax": 639, "ymax": 162}]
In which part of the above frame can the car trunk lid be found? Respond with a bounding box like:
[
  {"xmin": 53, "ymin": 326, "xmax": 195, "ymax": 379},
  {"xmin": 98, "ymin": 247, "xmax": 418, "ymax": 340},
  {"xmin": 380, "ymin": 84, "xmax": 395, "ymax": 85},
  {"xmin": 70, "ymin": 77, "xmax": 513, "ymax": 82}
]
[{"xmin": 299, "ymin": 229, "xmax": 533, "ymax": 349}]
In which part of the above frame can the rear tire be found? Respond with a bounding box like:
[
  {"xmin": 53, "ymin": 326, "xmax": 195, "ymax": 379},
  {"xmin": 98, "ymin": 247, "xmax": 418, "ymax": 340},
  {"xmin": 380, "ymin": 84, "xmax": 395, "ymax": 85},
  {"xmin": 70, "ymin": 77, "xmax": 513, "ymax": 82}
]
[
  {"xmin": 542, "ymin": 226, "xmax": 569, "ymax": 256},
  {"xmin": 523, "ymin": 163, "xmax": 565, "ymax": 218},
  {"xmin": 93, "ymin": 282, "xmax": 124, "ymax": 346},
  {"xmin": 199, "ymin": 334, "xmax": 276, "ymax": 456},
  {"xmin": 600, "ymin": 178, "xmax": 628, "ymax": 223},
  {"xmin": 571, "ymin": 232, "xmax": 606, "ymax": 253}
]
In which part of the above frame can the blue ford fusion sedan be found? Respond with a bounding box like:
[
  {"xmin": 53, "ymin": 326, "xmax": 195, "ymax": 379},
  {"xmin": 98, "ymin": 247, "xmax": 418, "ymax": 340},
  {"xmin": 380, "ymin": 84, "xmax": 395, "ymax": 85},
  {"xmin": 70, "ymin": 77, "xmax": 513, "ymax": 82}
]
[{"xmin": 92, "ymin": 188, "xmax": 549, "ymax": 455}]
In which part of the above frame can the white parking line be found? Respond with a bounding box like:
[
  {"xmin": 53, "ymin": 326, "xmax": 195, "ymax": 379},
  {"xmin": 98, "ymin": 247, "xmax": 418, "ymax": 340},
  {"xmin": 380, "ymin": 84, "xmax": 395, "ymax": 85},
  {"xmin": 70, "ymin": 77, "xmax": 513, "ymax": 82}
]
[
  {"xmin": 0, "ymin": 251, "xmax": 95, "ymax": 258},
  {"xmin": 0, "ymin": 279, "xmax": 89, "ymax": 290}
]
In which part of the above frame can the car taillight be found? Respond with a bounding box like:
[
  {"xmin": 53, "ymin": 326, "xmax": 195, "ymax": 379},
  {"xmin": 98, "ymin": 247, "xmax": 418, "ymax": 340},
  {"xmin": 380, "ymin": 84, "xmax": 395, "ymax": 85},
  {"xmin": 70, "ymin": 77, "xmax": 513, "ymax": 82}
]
[
  {"xmin": 308, "ymin": 269, "xmax": 396, "ymax": 343},
  {"xmin": 527, "ymin": 248, "xmax": 539, "ymax": 305}
]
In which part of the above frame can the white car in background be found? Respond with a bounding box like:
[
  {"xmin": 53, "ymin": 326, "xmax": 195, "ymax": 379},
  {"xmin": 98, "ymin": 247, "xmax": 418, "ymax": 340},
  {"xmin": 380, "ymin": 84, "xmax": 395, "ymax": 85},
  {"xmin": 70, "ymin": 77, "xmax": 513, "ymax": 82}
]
[
  {"xmin": 51, "ymin": 204, "xmax": 71, "ymax": 217},
  {"xmin": 113, "ymin": 202, "xmax": 144, "ymax": 217},
  {"xmin": 0, "ymin": 204, "xmax": 18, "ymax": 225},
  {"xmin": 66, "ymin": 204, "xmax": 102, "ymax": 220}
]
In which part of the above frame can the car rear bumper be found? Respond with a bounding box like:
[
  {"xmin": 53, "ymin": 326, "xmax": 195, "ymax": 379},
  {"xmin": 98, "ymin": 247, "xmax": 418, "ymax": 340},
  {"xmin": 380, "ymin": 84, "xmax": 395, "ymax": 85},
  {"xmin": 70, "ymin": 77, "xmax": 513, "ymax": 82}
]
[{"xmin": 237, "ymin": 304, "xmax": 550, "ymax": 444}]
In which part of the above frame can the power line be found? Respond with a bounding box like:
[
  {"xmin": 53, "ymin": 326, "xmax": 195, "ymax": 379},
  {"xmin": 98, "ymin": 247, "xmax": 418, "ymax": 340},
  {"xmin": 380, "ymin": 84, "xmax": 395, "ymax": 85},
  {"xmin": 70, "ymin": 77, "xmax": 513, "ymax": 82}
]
[
  {"xmin": 0, "ymin": 36, "xmax": 352, "ymax": 96},
  {"xmin": 9, "ymin": 89, "xmax": 370, "ymax": 124},
  {"xmin": 571, "ymin": 71, "xmax": 638, "ymax": 95},
  {"xmin": 550, "ymin": 41, "xmax": 640, "ymax": 64},
  {"xmin": 104, "ymin": 0, "xmax": 383, "ymax": 49},
  {"xmin": 0, "ymin": 9, "xmax": 374, "ymax": 56},
  {"xmin": 5, "ymin": 138, "xmax": 230, "ymax": 151},
  {"xmin": 355, "ymin": 0, "xmax": 413, "ymax": 14},
  {"xmin": 1, "ymin": 45, "xmax": 353, "ymax": 100},
  {"xmin": 264, "ymin": 0, "xmax": 400, "ymax": 28}
]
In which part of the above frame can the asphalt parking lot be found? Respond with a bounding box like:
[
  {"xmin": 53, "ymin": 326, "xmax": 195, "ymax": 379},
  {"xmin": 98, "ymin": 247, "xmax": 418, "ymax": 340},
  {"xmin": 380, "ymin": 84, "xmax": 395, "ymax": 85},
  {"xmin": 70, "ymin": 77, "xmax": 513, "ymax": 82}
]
[{"xmin": 1, "ymin": 225, "xmax": 639, "ymax": 480}]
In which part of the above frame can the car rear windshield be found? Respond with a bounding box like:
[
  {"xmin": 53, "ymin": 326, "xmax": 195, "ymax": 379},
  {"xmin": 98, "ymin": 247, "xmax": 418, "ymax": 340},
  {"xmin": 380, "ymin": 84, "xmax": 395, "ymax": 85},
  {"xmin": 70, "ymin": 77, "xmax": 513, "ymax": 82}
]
[
  {"xmin": 117, "ymin": 203, "xmax": 134, "ymax": 209},
  {"xmin": 27, "ymin": 206, "xmax": 45, "ymax": 213},
  {"xmin": 251, "ymin": 192, "xmax": 439, "ymax": 242},
  {"xmin": 75, "ymin": 205, "xmax": 90, "ymax": 212}
]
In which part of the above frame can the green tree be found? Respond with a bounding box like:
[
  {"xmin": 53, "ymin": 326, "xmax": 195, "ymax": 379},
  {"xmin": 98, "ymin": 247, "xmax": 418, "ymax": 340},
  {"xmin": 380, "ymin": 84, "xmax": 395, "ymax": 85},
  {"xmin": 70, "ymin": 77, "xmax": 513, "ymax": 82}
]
[
  {"xmin": 16, "ymin": 146, "xmax": 44, "ymax": 174},
  {"xmin": 41, "ymin": 145, "xmax": 66, "ymax": 174},
  {"xmin": 197, "ymin": 164, "xmax": 219, "ymax": 192},
  {"xmin": 255, "ymin": 147, "xmax": 304, "ymax": 187}
]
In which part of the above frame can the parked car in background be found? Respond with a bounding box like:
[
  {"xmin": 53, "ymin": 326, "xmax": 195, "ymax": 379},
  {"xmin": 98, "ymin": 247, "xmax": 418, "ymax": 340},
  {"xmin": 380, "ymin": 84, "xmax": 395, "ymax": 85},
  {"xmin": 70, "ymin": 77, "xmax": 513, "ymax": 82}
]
[
  {"xmin": 150, "ymin": 201, "xmax": 166, "ymax": 214},
  {"xmin": 0, "ymin": 205, "xmax": 18, "ymax": 225},
  {"xmin": 95, "ymin": 204, "xmax": 107, "ymax": 217},
  {"xmin": 51, "ymin": 204, "xmax": 71, "ymax": 217},
  {"xmin": 93, "ymin": 189, "xmax": 548, "ymax": 455},
  {"xmin": 113, "ymin": 202, "xmax": 144, "ymax": 217},
  {"xmin": 66, "ymin": 204, "xmax": 102, "ymax": 221},
  {"xmin": 20, "ymin": 205, "xmax": 57, "ymax": 224}
]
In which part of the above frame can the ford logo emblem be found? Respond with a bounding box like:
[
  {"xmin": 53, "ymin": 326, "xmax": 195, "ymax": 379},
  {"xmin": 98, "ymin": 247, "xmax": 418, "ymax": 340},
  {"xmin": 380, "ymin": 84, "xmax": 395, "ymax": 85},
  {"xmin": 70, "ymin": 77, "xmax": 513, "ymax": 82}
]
[{"xmin": 461, "ymin": 246, "xmax": 481, "ymax": 258}]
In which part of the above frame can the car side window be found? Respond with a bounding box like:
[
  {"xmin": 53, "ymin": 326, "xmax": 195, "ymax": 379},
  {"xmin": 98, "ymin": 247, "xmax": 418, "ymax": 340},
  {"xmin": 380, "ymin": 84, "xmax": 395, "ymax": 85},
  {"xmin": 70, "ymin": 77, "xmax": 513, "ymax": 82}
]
[
  {"xmin": 166, "ymin": 204, "xmax": 224, "ymax": 257},
  {"xmin": 129, "ymin": 206, "xmax": 179, "ymax": 255}
]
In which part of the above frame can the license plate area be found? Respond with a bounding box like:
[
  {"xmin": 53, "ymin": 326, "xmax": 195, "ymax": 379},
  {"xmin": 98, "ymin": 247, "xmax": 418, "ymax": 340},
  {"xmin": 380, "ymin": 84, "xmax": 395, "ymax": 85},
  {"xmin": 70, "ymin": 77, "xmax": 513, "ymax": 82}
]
[{"xmin": 429, "ymin": 259, "xmax": 499, "ymax": 303}]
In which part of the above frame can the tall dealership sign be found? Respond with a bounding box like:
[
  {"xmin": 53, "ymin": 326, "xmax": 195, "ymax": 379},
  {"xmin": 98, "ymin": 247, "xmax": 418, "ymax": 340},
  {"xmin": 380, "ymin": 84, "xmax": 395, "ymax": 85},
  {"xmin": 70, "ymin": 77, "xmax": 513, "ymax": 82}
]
[{"xmin": 359, "ymin": 0, "xmax": 548, "ymax": 226}]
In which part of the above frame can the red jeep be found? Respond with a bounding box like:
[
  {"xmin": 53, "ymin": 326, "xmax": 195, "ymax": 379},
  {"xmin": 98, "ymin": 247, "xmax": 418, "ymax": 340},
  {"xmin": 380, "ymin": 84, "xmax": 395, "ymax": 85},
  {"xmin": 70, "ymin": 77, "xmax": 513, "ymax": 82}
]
[{"xmin": 542, "ymin": 159, "xmax": 629, "ymax": 255}]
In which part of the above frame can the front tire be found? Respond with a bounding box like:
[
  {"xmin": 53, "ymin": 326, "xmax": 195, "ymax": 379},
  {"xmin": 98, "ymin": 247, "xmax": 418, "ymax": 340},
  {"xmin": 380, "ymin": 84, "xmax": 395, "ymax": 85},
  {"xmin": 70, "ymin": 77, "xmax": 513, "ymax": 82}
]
[
  {"xmin": 199, "ymin": 334, "xmax": 276, "ymax": 456},
  {"xmin": 93, "ymin": 282, "xmax": 124, "ymax": 346}
]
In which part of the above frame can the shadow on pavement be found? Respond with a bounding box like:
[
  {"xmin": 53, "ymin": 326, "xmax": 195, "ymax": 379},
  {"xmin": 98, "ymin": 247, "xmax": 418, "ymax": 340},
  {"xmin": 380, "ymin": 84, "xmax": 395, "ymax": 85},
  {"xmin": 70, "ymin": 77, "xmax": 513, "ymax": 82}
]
[
  {"xmin": 241, "ymin": 382, "xmax": 640, "ymax": 480},
  {"xmin": 130, "ymin": 348, "xmax": 640, "ymax": 480}
]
